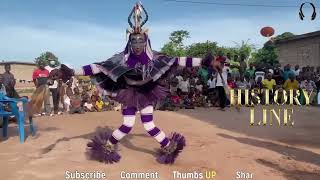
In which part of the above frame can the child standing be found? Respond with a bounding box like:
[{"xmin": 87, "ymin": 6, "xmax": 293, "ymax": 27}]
[
  {"xmin": 64, "ymin": 81, "xmax": 73, "ymax": 112},
  {"xmin": 58, "ymin": 79, "xmax": 66, "ymax": 113}
]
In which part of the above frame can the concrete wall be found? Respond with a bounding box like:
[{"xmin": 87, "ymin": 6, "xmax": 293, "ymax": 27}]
[
  {"xmin": 277, "ymin": 36, "xmax": 320, "ymax": 67},
  {"xmin": 0, "ymin": 64, "xmax": 37, "ymax": 88}
]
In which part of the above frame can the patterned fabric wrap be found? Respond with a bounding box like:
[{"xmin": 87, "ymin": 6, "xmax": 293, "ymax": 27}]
[{"xmin": 91, "ymin": 51, "xmax": 176, "ymax": 110}]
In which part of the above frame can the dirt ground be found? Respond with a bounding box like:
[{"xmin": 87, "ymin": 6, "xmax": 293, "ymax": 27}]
[{"xmin": 0, "ymin": 106, "xmax": 319, "ymax": 180}]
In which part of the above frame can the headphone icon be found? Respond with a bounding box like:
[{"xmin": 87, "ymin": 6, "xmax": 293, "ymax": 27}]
[{"xmin": 299, "ymin": 2, "xmax": 317, "ymax": 20}]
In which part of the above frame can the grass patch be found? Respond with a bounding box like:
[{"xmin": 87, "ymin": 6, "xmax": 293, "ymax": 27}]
[{"xmin": 17, "ymin": 88, "xmax": 35, "ymax": 94}]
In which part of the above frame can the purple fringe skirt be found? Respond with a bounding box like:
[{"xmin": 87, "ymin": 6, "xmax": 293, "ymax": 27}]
[{"xmin": 114, "ymin": 84, "xmax": 169, "ymax": 110}]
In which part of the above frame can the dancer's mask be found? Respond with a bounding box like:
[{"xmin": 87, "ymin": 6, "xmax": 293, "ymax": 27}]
[
  {"xmin": 130, "ymin": 33, "xmax": 146, "ymax": 56},
  {"xmin": 124, "ymin": 2, "xmax": 153, "ymax": 68}
]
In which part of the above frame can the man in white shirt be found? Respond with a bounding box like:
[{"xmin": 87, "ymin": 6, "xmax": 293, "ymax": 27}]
[
  {"xmin": 195, "ymin": 80, "xmax": 203, "ymax": 93},
  {"xmin": 170, "ymin": 77, "xmax": 179, "ymax": 95},
  {"xmin": 45, "ymin": 60, "xmax": 60, "ymax": 115},
  {"xmin": 207, "ymin": 75, "xmax": 216, "ymax": 90},
  {"xmin": 294, "ymin": 65, "xmax": 300, "ymax": 77},
  {"xmin": 300, "ymin": 76, "xmax": 317, "ymax": 104},
  {"xmin": 268, "ymin": 69, "xmax": 274, "ymax": 75},
  {"xmin": 176, "ymin": 74, "xmax": 183, "ymax": 82},
  {"xmin": 178, "ymin": 76, "xmax": 190, "ymax": 94},
  {"xmin": 215, "ymin": 63, "xmax": 228, "ymax": 111},
  {"xmin": 255, "ymin": 71, "xmax": 265, "ymax": 82}
]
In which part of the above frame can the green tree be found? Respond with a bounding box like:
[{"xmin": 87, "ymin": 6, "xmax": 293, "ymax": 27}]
[
  {"xmin": 35, "ymin": 51, "xmax": 60, "ymax": 67},
  {"xmin": 219, "ymin": 47, "xmax": 238, "ymax": 57},
  {"xmin": 252, "ymin": 32, "xmax": 295, "ymax": 67},
  {"xmin": 274, "ymin": 32, "xmax": 295, "ymax": 41},
  {"xmin": 161, "ymin": 42, "xmax": 186, "ymax": 57},
  {"xmin": 160, "ymin": 31, "xmax": 256, "ymax": 63},
  {"xmin": 254, "ymin": 44, "xmax": 279, "ymax": 67},
  {"xmin": 161, "ymin": 30, "xmax": 190, "ymax": 57},
  {"xmin": 186, "ymin": 41, "xmax": 218, "ymax": 57},
  {"xmin": 233, "ymin": 39, "xmax": 256, "ymax": 59},
  {"xmin": 169, "ymin": 30, "xmax": 190, "ymax": 48}
]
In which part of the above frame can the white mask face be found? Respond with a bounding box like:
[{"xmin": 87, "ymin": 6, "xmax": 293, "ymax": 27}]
[{"xmin": 130, "ymin": 34, "xmax": 146, "ymax": 55}]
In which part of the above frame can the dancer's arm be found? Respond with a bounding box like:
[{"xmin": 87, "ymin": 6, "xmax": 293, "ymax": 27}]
[
  {"xmin": 174, "ymin": 57, "xmax": 202, "ymax": 67},
  {"xmin": 75, "ymin": 64, "xmax": 101, "ymax": 76}
]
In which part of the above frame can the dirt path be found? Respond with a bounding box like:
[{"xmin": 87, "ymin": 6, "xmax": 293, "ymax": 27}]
[{"xmin": 0, "ymin": 106, "xmax": 319, "ymax": 180}]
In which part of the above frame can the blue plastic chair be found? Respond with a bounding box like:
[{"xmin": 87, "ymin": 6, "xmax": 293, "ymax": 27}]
[{"xmin": 0, "ymin": 93, "xmax": 35, "ymax": 143}]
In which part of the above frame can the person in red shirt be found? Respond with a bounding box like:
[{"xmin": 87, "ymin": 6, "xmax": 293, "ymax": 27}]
[
  {"xmin": 215, "ymin": 54, "xmax": 226, "ymax": 64},
  {"xmin": 32, "ymin": 60, "xmax": 51, "ymax": 116},
  {"xmin": 216, "ymin": 52, "xmax": 231, "ymax": 68},
  {"xmin": 32, "ymin": 61, "xmax": 49, "ymax": 87},
  {"xmin": 227, "ymin": 74, "xmax": 237, "ymax": 89}
]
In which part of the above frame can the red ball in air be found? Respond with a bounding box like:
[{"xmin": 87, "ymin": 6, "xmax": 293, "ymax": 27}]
[{"xmin": 260, "ymin": 26, "xmax": 275, "ymax": 37}]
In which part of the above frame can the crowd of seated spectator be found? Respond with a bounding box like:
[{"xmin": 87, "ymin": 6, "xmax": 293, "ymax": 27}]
[{"xmin": 158, "ymin": 54, "xmax": 320, "ymax": 111}]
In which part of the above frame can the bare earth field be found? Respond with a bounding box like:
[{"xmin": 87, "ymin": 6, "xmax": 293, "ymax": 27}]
[{"xmin": 0, "ymin": 106, "xmax": 319, "ymax": 180}]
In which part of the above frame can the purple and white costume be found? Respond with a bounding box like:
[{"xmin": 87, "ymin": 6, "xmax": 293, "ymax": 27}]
[{"xmin": 81, "ymin": 2, "xmax": 203, "ymax": 164}]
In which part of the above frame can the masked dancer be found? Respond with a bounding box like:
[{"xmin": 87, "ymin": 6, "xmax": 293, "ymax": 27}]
[{"xmin": 74, "ymin": 2, "xmax": 211, "ymax": 164}]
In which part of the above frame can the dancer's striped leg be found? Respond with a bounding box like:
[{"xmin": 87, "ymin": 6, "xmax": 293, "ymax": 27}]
[
  {"xmin": 87, "ymin": 106, "xmax": 137, "ymax": 164},
  {"xmin": 140, "ymin": 105, "xmax": 169, "ymax": 147},
  {"xmin": 140, "ymin": 105, "xmax": 186, "ymax": 164},
  {"xmin": 109, "ymin": 106, "xmax": 137, "ymax": 145}
]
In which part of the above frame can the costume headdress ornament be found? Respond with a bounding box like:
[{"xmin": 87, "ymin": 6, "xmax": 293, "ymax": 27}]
[
  {"xmin": 126, "ymin": 1, "xmax": 149, "ymax": 38},
  {"xmin": 123, "ymin": 1, "xmax": 154, "ymax": 81}
]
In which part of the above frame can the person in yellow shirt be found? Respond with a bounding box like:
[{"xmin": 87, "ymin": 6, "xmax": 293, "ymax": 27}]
[
  {"xmin": 262, "ymin": 73, "xmax": 276, "ymax": 104},
  {"xmin": 283, "ymin": 73, "xmax": 299, "ymax": 91},
  {"xmin": 262, "ymin": 73, "xmax": 276, "ymax": 90},
  {"xmin": 95, "ymin": 96, "xmax": 104, "ymax": 112}
]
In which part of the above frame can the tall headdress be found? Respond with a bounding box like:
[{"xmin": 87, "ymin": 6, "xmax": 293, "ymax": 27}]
[
  {"xmin": 124, "ymin": 1, "xmax": 154, "ymax": 80},
  {"xmin": 126, "ymin": 1, "xmax": 149, "ymax": 36}
]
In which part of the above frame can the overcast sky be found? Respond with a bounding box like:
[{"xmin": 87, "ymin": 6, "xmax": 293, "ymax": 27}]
[{"xmin": 0, "ymin": 0, "xmax": 319, "ymax": 67}]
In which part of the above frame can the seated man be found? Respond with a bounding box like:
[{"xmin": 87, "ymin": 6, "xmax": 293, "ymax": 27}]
[
  {"xmin": 171, "ymin": 88, "xmax": 183, "ymax": 109},
  {"xmin": 255, "ymin": 67, "xmax": 265, "ymax": 82},
  {"xmin": 300, "ymin": 75, "xmax": 317, "ymax": 105},
  {"xmin": 262, "ymin": 73, "xmax": 276, "ymax": 103},
  {"xmin": 236, "ymin": 75, "xmax": 251, "ymax": 105},
  {"xmin": 183, "ymin": 93, "xmax": 195, "ymax": 109},
  {"xmin": 194, "ymin": 89, "xmax": 206, "ymax": 107},
  {"xmin": 83, "ymin": 98, "xmax": 95, "ymax": 112},
  {"xmin": 158, "ymin": 95, "xmax": 176, "ymax": 111},
  {"xmin": 102, "ymin": 95, "xmax": 112, "ymax": 111},
  {"xmin": 283, "ymin": 73, "xmax": 299, "ymax": 104},
  {"xmin": 283, "ymin": 73, "xmax": 299, "ymax": 91},
  {"xmin": 251, "ymin": 77, "xmax": 263, "ymax": 105},
  {"xmin": 178, "ymin": 75, "xmax": 190, "ymax": 95},
  {"xmin": 263, "ymin": 73, "xmax": 276, "ymax": 90}
]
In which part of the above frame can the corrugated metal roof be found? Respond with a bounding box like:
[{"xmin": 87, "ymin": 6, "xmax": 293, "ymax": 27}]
[{"xmin": 275, "ymin": 31, "xmax": 320, "ymax": 44}]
